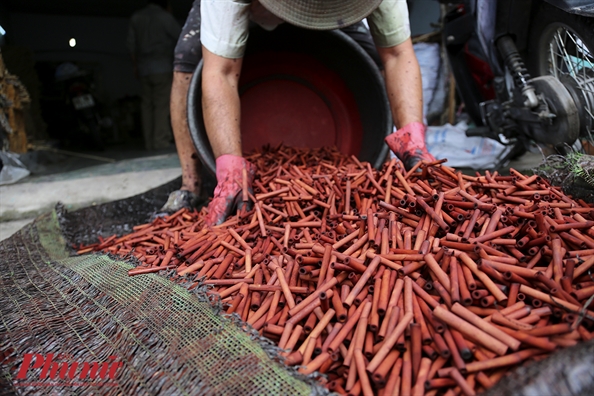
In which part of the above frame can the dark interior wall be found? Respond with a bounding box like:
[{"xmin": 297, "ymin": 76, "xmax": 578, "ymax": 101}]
[
  {"xmin": 6, "ymin": 12, "xmax": 141, "ymax": 103},
  {"xmin": 0, "ymin": 3, "xmax": 9, "ymax": 46},
  {"xmin": 0, "ymin": 2, "xmax": 8, "ymax": 25},
  {"xmin": 2, "ymin": 2, "xmax": 441, "ymax": 106}
]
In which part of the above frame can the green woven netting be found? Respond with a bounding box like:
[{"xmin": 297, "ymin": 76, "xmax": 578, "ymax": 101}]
[{"xmin": 0, "ymin": 210, "xmax": 323, "ymax": 395}]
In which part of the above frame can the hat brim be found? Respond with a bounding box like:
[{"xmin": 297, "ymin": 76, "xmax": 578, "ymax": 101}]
[{"xmin": 258, "ymin": 0, "xmax": 382, "ymax": 31}]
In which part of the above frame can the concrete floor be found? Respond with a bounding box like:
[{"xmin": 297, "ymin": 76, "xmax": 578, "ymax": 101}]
[
  {"xmin": 0, "ymin": 147, "xmax": 182, "ymax": 241},
  {"xmin": 0, "ymin": 218, "xmax": 34, "ymax": 241},
  {"xmin": 0, "ymin": 144, "xmax": 545, "ymax": 242}
]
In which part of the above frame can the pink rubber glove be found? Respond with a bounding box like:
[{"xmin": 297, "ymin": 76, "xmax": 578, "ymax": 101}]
[
  {"xmin": 205, "ymin": 154, "xmax": 256, "ymax": 226},
  {"xmin": 385, "ymin": 122, "xmax": 436, "ymax": 170}
]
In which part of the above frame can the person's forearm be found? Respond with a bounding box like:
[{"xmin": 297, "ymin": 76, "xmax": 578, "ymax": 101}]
[
  {"xmin": 201, "ymin": 46, "xmax": 243, "ymax": 158},
  {"xmin": 171, "ymin": 71, "xmax": 202, "ymax": 194},
  {"xmin": 377, "ymin": 38, "xmax": 423, "ymax": 129}
]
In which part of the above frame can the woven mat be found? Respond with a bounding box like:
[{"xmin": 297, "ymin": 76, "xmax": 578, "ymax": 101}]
[{"xmin": 0, "ymin": 210, "xmax": 319, "ymax": 395}]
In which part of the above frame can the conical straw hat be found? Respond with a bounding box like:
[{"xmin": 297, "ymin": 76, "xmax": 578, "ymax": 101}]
[{"xmin": 259, "ymin": 0, "xmax": 382, "ymax": 30}]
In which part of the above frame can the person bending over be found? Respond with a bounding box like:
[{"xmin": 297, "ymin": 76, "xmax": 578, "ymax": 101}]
[{"xmin": 162, "ymin": 0, "xmax": 435, "ymax": 225}]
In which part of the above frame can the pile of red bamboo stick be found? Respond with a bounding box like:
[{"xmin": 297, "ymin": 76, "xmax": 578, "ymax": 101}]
[{"xmin": 78, "ymin": 146, "xmax": 594, "ymax": 396}]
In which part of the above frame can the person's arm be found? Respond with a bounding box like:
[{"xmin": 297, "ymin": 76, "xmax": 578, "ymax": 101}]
[
  {"xmin": 368, "ymin": 0, "xmax": 434, "ymax": 169},
  {"xmin": 201, "ymin": 46, "xmax": 243, "ymax": 158},
  {"xmin": 200, "ymin": 0, "xmax": 250, "ymax": 158},
  {"xmin": 199, "ymin": 1, "xmax": 254, "ymax": 225},
  {"xmin": 201, "ymin": 46, "xmax": 255, "ymax": 226},
  {"xmin": 379, "ymin": 39, "xmax": 434, "ymax": 169},
  {"xmin": 377, "ymin": 38, "xmax": 423, "ymax": 129}
]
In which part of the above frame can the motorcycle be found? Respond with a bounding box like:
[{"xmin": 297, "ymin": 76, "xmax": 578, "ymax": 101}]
[
  {"xmin": 441, "ymin": 0, "xmax": 594, "ymax": 167},
  {"xmin": 55, "ymin": 62, "xmax": 105, "ymax": 150}
]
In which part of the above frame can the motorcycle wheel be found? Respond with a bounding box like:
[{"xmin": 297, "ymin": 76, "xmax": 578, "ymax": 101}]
[{"xmin": 527, "ymin": 2, "xmax": 594, "ymax": 150}]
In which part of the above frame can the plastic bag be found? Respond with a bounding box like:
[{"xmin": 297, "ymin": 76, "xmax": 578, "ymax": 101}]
[
  {"xmin": 414, "ymin": 42, "xmax": 447, "ymax": 123},
  {"xmin": 425, "ymin": 121, "xmax": 509, "ymax": 169},
  {"xmin": 0, "ymin": 151, "xmax": 30, "ymax": 185}
]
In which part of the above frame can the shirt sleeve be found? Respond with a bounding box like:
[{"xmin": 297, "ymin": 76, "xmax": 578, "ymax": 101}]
[
  {"xmin": 367, "ymin": 0, "xmax": 411, "ymax": 48},
  {"xmin": 200, "ymin": 0, "xmax": 251, "ymax": 59}
]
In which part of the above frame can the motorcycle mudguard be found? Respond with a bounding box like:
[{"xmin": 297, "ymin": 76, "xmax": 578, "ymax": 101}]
[{"xmin": 544, "ymin": 0, "xmax": 594, "ymax": 16}]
